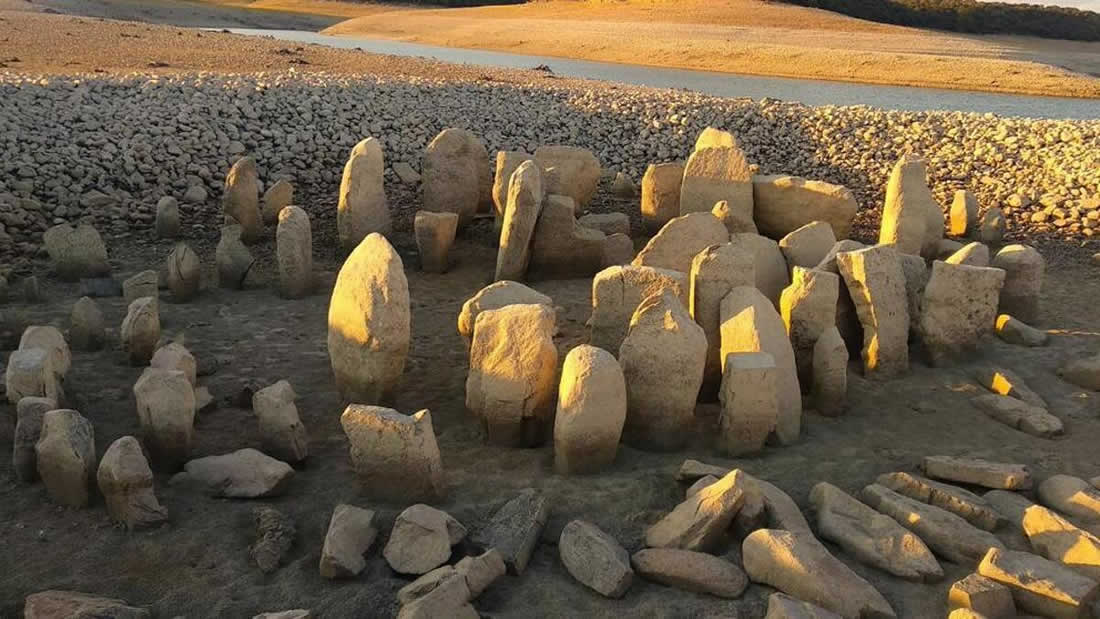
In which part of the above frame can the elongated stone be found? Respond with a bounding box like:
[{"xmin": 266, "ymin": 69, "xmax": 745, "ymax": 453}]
[
  {"xmin": 646, "ymin": 469, "xmax": 746, "ymax": 552},
  {"xmin": 978, "ymin": 547, "xmax": 1099, "ymax": 619},
  {"xmin": 923, "ymin": 455, "xmax": 1033, "ymax": 490},
  {"xmin": 836, "ymin": 245, "xmax": 909, "ymax": 378},
  {"xmin": 876, "ymin": 472, "xmax": 1003, "ymax": 531}
]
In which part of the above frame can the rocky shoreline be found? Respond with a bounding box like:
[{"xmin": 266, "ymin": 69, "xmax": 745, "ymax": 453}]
[{"xmin": 1, "ymin": 70, "xmax": 1098, "ymax": 274}]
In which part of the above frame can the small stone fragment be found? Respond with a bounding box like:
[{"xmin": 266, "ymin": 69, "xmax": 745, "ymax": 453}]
[
  {"xmin": 251, "ymin": 506, "xmax": 295, "ymax": 573},
  {"xmin": 992, "ymin": 244, "xmax": 1044, "ymax": 324},
  {"xmin": 384, "ymin": 504, "xmax": 466, "ymax": 575},
  {"xmin": 262, "ymin": 179, "xmax": 294, "ymax": 225},
  {"xmin": 215, "ymin": 224, "xmax": 255, "ymax": 289},
  {"xmin": 977, "ymin": 208, "xmax": 1006, "ymax": 244},
  {"xmin": 947, "ymin": 241, "xmax": 991, "ymax": 267},
  {"xmin": 397, "ymin": 571, "xmax": 478, "ymax": 619},
  {"xmin": 23, "ymin": 591, "xmax": 149, "ymax": 619},
  {"xmin": 1059, "ymin": 354, "xmax": 1100, "ymax": 391},
  {"xmin": 165, "ymin": 242, "xmax": 201, "ymax": 301},
  {"xmin": 70, "ymin": 296, "xmax": 105, "ymax": 352},
  {"xmin": 559, "ymin": 520, "xmax": 633, "ymax": 598},
  {"xmin": 454, "ymin": 548, "xmax": 506, "ymax": 599}
]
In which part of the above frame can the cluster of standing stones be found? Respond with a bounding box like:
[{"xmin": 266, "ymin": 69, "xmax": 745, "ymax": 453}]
[{"xmin": 7, "ymin": 124, "xmax": 1100, "ymax": 619}]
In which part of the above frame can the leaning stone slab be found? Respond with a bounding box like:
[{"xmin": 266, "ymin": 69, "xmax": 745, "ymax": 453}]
[
  {"xmin": 878, "ymin": 155, "xmax": 944, "ymax": 258},
  {"xmin": 534, "ymin": 145, "xmax": 600, "ymax": 208},
  {"xmin": 414, "ymin": 210, "xmax": 458, "ymax": 274},
  {"xmin": 1039, "ymin": 475, "xmax": 1100, "ymax": 523},
  {"xmin": 495, "ymin": 160, "xmax": 543, "ymax": 281},
  {"xmin": 978, "ymin": 547, "xmax": 1099, "ymax": 619},
  {"xmin": 646, "ymin": 469, "xmax": 746, "ymax": 552},
  {"xmin": 466, "ymin": 304, "xmax": 558, "ymax": 447},
  {"xmin": 923, "ymin": 456, "xmax": 1033, "ymax": 490},
  {"xmin": 641, "ymin": 161, "xmax": 684, "ymax": 234},
  {"xmin": 987, "ymin": 490, "xmax": 1100, "ymax": 581},
  {"xmin": 680, "ymin": 145, "xmax": 754, "ymax": 229},
  {"xmin": 559, "ymin": 520, "xmax": 633, "ymax": 598},
  {"xmin": 340, "ymin": 405, "xmax": 444, "ymax": 501},
  {"xmin": 35, "ymin": 409, "xmax": 95, "ymax": 508},
  {"xmin": 469, "ymin": 488, "xmax": 549, "ymax": 575},
  {"xmin": 718, "ymin": 352, "xmax": 778, "ymax": 456},
  {"xmin": 254, "ymin": 380, "xmax": 309, "ymax": 463},
  {"xmin": 779, "ymin": 221, "xmax": 837, "ymax": 270},
  {"xmin": 328, "ymin": 233, "xmax": 410, "ymax": 404},
  {"xmin": 876, "ymin": 472, "xmax": 1003, "ymax": 531},
  {"xmin": 812, "ymin": 326, "xmax": 848, "ymax": 417},
  {"xmin": 492, "ymin": 150, "xmax": 532, "ymax": 223},
  {"xmin": 383, "ymin": 504, "xmax": 465, "ymax": 575},
  {"xmin": 632, "ymin": 212, "xmax": 729, "ymax": 275},
  {"xmin": 631, "ymin": 548, "xmax": 748, "ymax": 598},
  {"xmin": 529, "ymin": 194, "xmax": 606, "ymax": 278},
  {"xmin": 97, "ymin": 435, "xmax": 168, "ymax": 529},
  {"xmin": 765, "ymin": 592, "xmax": 844, "ymax": 619},
  {"xmin": 170, "ymin": 448, "xmax": 293, "ymax": 498},
  {"xmin": 43, "ymin": 223, "xmax": 110, "ymax": 281},
  {"xmin": 971, "ymin": 394, "xmax": 1063, "ymax": 438},
  {"xmin": 860, "ymin": 483, "xmax": 1005, "ymax": 564},
  {"xmin": 338, "ymin": 137, "xmax": 389, "ymax": 251},
  {"xmin": 320, "ymin": 504, "xmax": 377, "ymax": 579},
  {"xmin": 20, "ymin": 325, "xmax": 71, "ymax": 377},
  {"xmin": 589, "ymin": 264, "xmax": 689, "ymax": 355},
  {"xmin": 689, "ymin": 242, "xmax": 756, "ymax": 392},
  {"xmin": 554, "ymin": 345, "xmax": 627, "ymax": 474},
  {"xmin": 992, "ymin": 244, "xmax": 1044, "ymax": 324},
  {"xmin": 919, "ymin": 261, "xmax": 1005, "ymax": 366},
  {"xmin": 1058, "ymin": 354, "xmax": 1100, "ymax": 391},
  {"xmin": 753, "ymin": 175, "xmax": 859, "ymax": 240},
  {"xmin": 949, "ymin": 573, "xmax": 1016, "ymax": 619},
  {"xmin": 995, "ymin": 315, "xmax": 1048, "ymax": 347},
  {"xmin": 455, "ymin": 549, "xmax": 506, "ymax": 599},
  {"xmin": 276, "ymin": 205, "xmax": 313, "ymax": 299},
  {"xmin": 836, "ymin": 245, "xmax": 909, "ymax": 378},
  {"xmin": 24, "ymin": 590, "xmax": 150, "ymax": 619},
  {"xmin": 5, "ymin": 349, "xmax": 62, "ymax": 405},
  {"xmin": 781, "ymin": 267, "xmax": 839, "ymax": 387},
  {"xmin": 423, "ymin": 128, "xmax": 484, "ymax": 226},
  {"xmin": 457, "ymin": 280, "xmax": 553, "ymax": 341},
  {"xmin": 742, "ymin": 528, "xmax": 896, "ymax": 619},
  {"xmin": 133, "ymin": 367, "xmax": 195, "ymax": 471},
  {"xmin": 13, "ymin": 397, "xmax": 56, "ymax": 483},
  {"xmin": 222, "ymin": 156, "xmax": 262, "ymax": 243},
  {"xmin": 810, "ymin": 482, "xmax": 942, "ymax": 582}
]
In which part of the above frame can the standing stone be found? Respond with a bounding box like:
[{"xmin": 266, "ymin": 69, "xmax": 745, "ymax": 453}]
[
  {"xmin": 529, "ymin": 195, "xmax": 607, "ymax": 279},
  {"xmin": 781, "ymin": 267, "xmax": 839, "ymax": 387},
  {"xmin": 122, "ymin": 270, "xmax": 158, "ymax": 308},
  {"xmin": 742, "ymin": 529, "xmax": 896, "ymax": 619},
  {"xmin": 950, "ymin": 190, "xmax": 981, "ymax": 237},
  {"xmin": 1038, "ymin": 475, "xmax": 1100, "ymax": 523},
  {"xmin": 812, "ymin": 326, "xmax": 848, "ymax": 417},
  {"xmin": 730, "ymin": 233, "xmax": 790, "ymax": 308},
  {"xmin": 836, "ymin": 245, "xmax": 910, "ymax": 378},
  {"xmin": 457, "ymin": 281, "xmax": 552, "ymax": 342},
  {"xmin": 35, "ymin": 409, "xmax": 94, "ymax": 507},
  {"xmin": 690, "ymin": 243, "xmax": 756, "ymax": 393},
  {"xmin": 631, "ymin": 548, "xmax": 748, "ymax": 598},
  {"xmin": 978, "ymin": 548, "xmax": 1099, "ymax": 619},
  {"xmin": 991, "ymin": 244, "xmax": 1044, "ymax": 324},
  {"xmin": 165, "ymin": 242, "xmax": 201, "ymax": 301},
  {"xmin": 216, "ymin": 224, "xmax": 255, "ymax": 289},
  {"xmin": 809, "ymin": 482, "xmax": 942, "ymax": 582},
  {"xmin": 251, "ymin": 506, "xmax": 296, "ymax": 573},
  {"xmin": 920, "ymin": 261, "xmax": 1005, "ymax": 365},
  {"xmin": 23, "ymin": 591, "xmax": 150, "ymax": 619},
  {"xmin": 414, "ymin": 211, "xmax": 458, "ymax": 274},
  {"xmin": 150, "ymin": 342, "xmax": 197, "ymax": 386},
  {"xmin": 641, "ymin": 162, "xmax": 684, "ymax": 234},
  {"xmin": 815, "ymin": 239, "xmax": 867, "ymax": 352},
  {"xmin": 384, "ymin": 504, "xmax": 464, "ymax": 574},
  {"xmin": 222, "ymin": 156, "xmax": 262, "ymax": 243},
  {"xmin": 947, "ymin": 241, "xmax": 991, "ymax": 267},
  {"xmin": 534, "ymin": 145, "xmax": 601, "ymax": 208},
  {"xmin": 12, "ymin": 397, "xmax": 56, "ymax": 483},
  {"xmin": 588, "ymin": 265, "xmax": 688, "ymax": 354},
  {"xmin": 340, "ymin": 405, "xmax": 444, "ymax": 502},
  {"xmin": 679, "ymin": 146, "xmax": 754, "ymax": 232},
  {"xmin": 338, "ymin": 137, "xmax": 389, "ymax": 251},
  {"xmin": 253, "ymin": 380, "xmax": 309, "ymax": 463},
  {"xmin": 328, "ymin": 233, "xmax": 410, "ymax": 404},
  {"xmin": 169, "ymin": 448, "xmax": 293, "ymax": 498},
  {"xmin": 155, "ymin": 196, "xmax": 180, "ymax": 238},
  {"xmin": 97, "ymin": 435, "xmax": 168, "ymax": 529},
  {"xmin": 877, "ymin": 472, "xmax": 1003, "ymax": 531},
  {"xmin": 553, "ymin": 345, "xmax": 627, "ymax": 474},
  {"xmin": 469, "ymin": 489, "xmax": 548, "ymax": 575},
  {"xmin": 978, "ymin": 208, "xmax": 1006, "ymax": 244},
  {"xmin": 923, "ymin": 456, "xmax": 1032, "ymax": 490},
  {"xmin": 602, "ymin": 233, "xmax": 636, "ymax": 266},
  {"xmin": 423, "ymin": 128, "xmax": 484, "ymax": 226},
  {"xmin": 492, "ymin": 150, "xmax": 533, "ymax": 224},
  {"xmin": 466, "ymin": 304, "xmax": 557, "ymax": 447},
  {"xmin": 896, "ymin": 252, "xmax": 928, "ymax": 339},
  {"xmin": 276, "ymin": 205, "xmax": 313, "ymax": 299},
  {"xmin": 988, "ymin": 490, "xmax": 1100, "ymax": 581},
  {"xmin": 949, "ymin": 574, "xmax": 1016, "ymax": 618},
  {"xmin": 43, "ymin": 223, "xmax": 110, "ymax": 281},
  {"xmin": 995, "ymin": 314, "xmax": 1048, "ymax": 347},
  {"xmin": 319, "ymin": 504, "xmax": 377, "ymax": 579},
  {"xmin": 69, "ymin": 297, "xmax": 105, "ymax": 353},
  {"xmin": 619, "ymin": 293, "xmax": 706, "ymax": 451},
  {"xmin": 752, "ymin": 175, "xmax": 859, "ymax": 240},
  {"xmin": 720, "ymin": 286, "xmax": 802, "ymax": 445},
  {"xmin": 262, "ymin": 179, "xmax": 294, "ymax": 225},
  {"xmin": 646, "ymin": 469, "xmax": 746, "ymax": 552},
  {"xmin": 718, "ymin": 352, "xmax": 778, "ymax": 456},
  {"xmin": 936, "ymin": 238, "xmax": 965, "ymax": 260},
  {"xmin": 632, "ymin": 211, "xmax": 729, "ymax": 275},
  {"xmin": 120, "ymin": 297, "xmax": 160, "ymax": 365},
  {"xmin": 495, "ymin": 160, "xmax": 543, "ymax": 281},
  {"xmin": 559, "ymin": 520, "xmax": 633, "ymax": 598},
  {"xmin": 133, "ymin": 368, "xmax": 195, "ymax": 471},
  {"xmin": 879, "ymin": 155, "xmax": 944, "ymax": 258},
  {"xmin": 4, "ymin": 349, "xmax": 61, "ymax": 405},
  {"xmin": 779, "ymin": 221, "xmax": 837, "ymax": 270},
  {"xmin": 19, "ymin": 325, "xmax": 71, "ymax": 378}
]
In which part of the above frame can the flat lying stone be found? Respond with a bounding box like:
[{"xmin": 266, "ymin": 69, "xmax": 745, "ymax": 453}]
[
  {"xmin": 254, "ymin": 610, "xmax": 310, "ymax": 619},
  {"xmin": 383, "ymin": 504, "xmax": 466, "ymax": 575},
  {"xmin": 1059, "ymin": 354, "xmax": 1100, "ymax": 391},
  {"xmin": 646, "ymin": 469, "xmax": 746, "ymax": 552},
  {"xmin": 949, "ymin": 573, "xmax": 1016, "ymax": 619},
  {"xmin": 559, "ymin": 520, "xmax": 633, "ymax": 598},
  {"xmin": 469, "ymin": 489, "xmax": 548, "ymax": 575},
  {"xmin": 995, "ymin": 314, "xmax": 1048, "ymax": 347},
  {"xmin": 923, "ymin": 456, "xmax": 1033, "ymax": 490},
  {"xmin": 876, "ymin": 472, "xmax": 1003, "ymax": 531},
  {"xmin": 1039, "ymin": 475, "xmax": 1100, "ymax": 523},
  {"xmin": 971, "ymin": 394, "xmax": 1063, "ymax": 438},
  {"xmin": 631, "ymin": 548, "xmax": 747, "ymax": 598},
  {"xmin": 454, "ymin": 549, "xmax": 506, "ymax": 599},
  {"xmin": 765, "ymin": 592, "xmax": 844, "ymax": 619},
  {"xmin": 809, "ymin": 482, "xmax": 942, "ymax": 582},
  {"xmin": 397, "ymin": 571, "xmax": 477, "ymax": 619},
  {"xmin": 987, "ymin": 490, "xmax": 1100, "ymax": 581},
  {"xmin": 978, "ymin": 547, "xmax": 1100, "ymax": 619},
  {"xmin": 972, "ymin": 366, "xmax": 1046, "ymax": 408},
  {"xmin": 675, "ymin": 459, "xmax": 730, "ymax": 482},
  {"xmin": 170, "ymin": 449, "xmax": 293, "ymax": 498},
  {"xmin": 24, "ymin": 590, "xmax": 149, "ymax": 619},
  {"xmin": 861, "ymin": 483, "xmax": 1005, "ymax": 564}
]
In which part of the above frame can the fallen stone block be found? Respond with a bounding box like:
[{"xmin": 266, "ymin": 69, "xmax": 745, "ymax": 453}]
[
  {"xmin": 457, "ymin": 280, "xmax": 552, "ymax": 342},
  {"xmin": 752, "ymin": 175, "xmax": 858, "ymax": 240},
  {"xmin": 1039, "ymin": 475, "xmax": 1100, "ymax": 523},
  {"xmin": 534, "ymin": 144, "xmax": 600, "ymax": 208},
  {"xmin": 971, "ymin": 394, "xmax": 1062, "ymax": 438},
  {"xmin": 632, "ymin": 211, "xmax": 729, "ymax": 275},
  {"xmin": 170, "ymin": 448, "xmax": 293, "ymax": 498},
  {"xmin": 251, "ymin": 505, "xmax": 295, "ymax": 573},
  {"xmin": 578, "ymin": 212, "xmax": 630, "ymax": 237},
  {"xmin": 23, "ymin": 590, "xmax": 149, "ymax": 619},
  {"xmin": 946, "ymin": 241, "xmax": 991, "ymax": 267},
  {"xmin": 631, "ymin": 548, "xmax": 748, "ymax": 598},
  {"xmin": 384, "ymin": 504, "xmax": 465, "ymax": 575},
  {"xmin": 559, "ymin": 520, "xmax": 633, "ymax": 598},
  {"xmin": 923, "ymin": 456, "xmax": 1033, "ymax": 490},
  {"xmin": 397, "ymin": 570, "xmax": 478, "ymax": 619},
  {"xmin": 646, "ymin": 469, "xmax": 746, "ymax": 552},
  {"xmin": 122, "ymin": 270, "xmax": 158, "ymax": 308},
  {"xmin": 764, "ymin": 592, "xmax": 844, "ymax": 619},
  {"xmin": 978, "ymin": 547, "xmax": 1099, "ymax": 619},
  {"xmin": 972, "ymin": 366, "xmax": 1046, "ymax": 408},
  {"xmin": 529, "ymin": 194, "xmax": 606, "ymax": 279},
  {"xmin": 995, "ymin": 315, "xmax": 1048, "ymax": 347},
  {"xmin": 779, "ymin": 221, "xmax": 837, "ymax": 270},
  {"xmin": 469, "ymin": 488, "xmax": 548, "ymax": 575},
  {"xmin": 340, "ymin": 405, "xmax": 444, "ymax": 501},
  {"xmin": 949, "ymin": 573, "xmax": 1016, "ymax": 618},
  {"xmin": 319, "ymin": 504, "xmax": 377, "ymax": 579},
  {"xmin": 1058, "ymin": 354, "xmax": 1100, "ymax": 391},
  {"xmin": 876, "ymin": 472, "xmax": 1003, "ymax": 531}
]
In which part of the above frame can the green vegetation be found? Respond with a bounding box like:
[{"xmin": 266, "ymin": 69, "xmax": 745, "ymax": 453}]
[{"xmin": 774, "ymin": 0, "xmax": 1100, "ymax": 40}]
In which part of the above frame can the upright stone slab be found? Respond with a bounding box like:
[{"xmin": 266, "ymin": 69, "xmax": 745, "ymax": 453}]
[
  {"xmin": 97, "ymin": 435, "xmax": 168, "ymax": 529},
  {"xmin": 641, "ymin": 162, "xmax": 684, "ymax": 234},
  {"xmin": 632, "ymin": 212, "xmax": 729, "ymax": 275},
  {"xmin": 13, "ymin": 397, "xmax": 56, "ymax": 483},
  {"xmin": 320, "ymin": 504, "xmax": 377, "ymax": 579},
  {"xmin": 812, "ymin": 326, "xmax": 848, "ymax": 417},
  {"xmin": 35, "ymin": 409, "xmax": 95, "ymax": 507},
  {"xmin": 718, "ymin": 352, "xmax": 778, "ymax": 456},
  {"xmin": 781, "ymin": 267, "xmax": 839, "ymax": 387},
  {"xmin": 730, "ymin": 233, "xmax": 790, "ymax": 308},
  {"xmin": 603, "ymin": 233, "xmax": 635, "ymax": 268},
  {"xmin": 254, "ymin": 380, "xmax": 309, "ymax": 463},
  {"xmin": 120, "ymin": 297, "xmax": 160, "ymax": 366},
  {"xmin": 553, "ymin": 345, "xmax": 627, "ymax": 474},
  {"xmin": 276, "ymin": 205, "xmax": 313, "ymax": 299},
  {"xmin": 470, "ymin": 489, "xmax": 549, "ymax": 575},
  {"xmin": 720, "ymin": 286, "xmax": 801, "ymax": 445},
  {"xmin": 992, "ymin": 244, "xmax": 1044, "ymax": 324},
  {"xmin": 123, "ymin": 270, "xmax": 158, "ymax": 308},
  {"xmin": 43, "ymin": 223, "xmax": 110, "ymax": 281},
  {"xmin": 150, "ymin": 342, "xmax": 197, "ymax": 387},
  {"xmin": 414, "ymin": 211, "xmax": 459, "ymax": 274},
  {"xmin": 492, "ymin": 150, "xmax": 532, "ymax": 224},
  {"xmin": 529, "ymin": 194, "xmax": 607, "ymax": 278},
  {"xmin": 262, "ymin": 179, "xmax": 294, "ymax": 225},
  {"xmin": 814, "ymin": 239, "xmax": 867, "ymax": 353},
  {"xmin": 341, "ymin": 405, "xmax": 444, "ymax": 501},
  {"xmin": 919, "ymin": 261, "xmax": 1005, "ymax": 366},
  {"xmin": 466, "ymin": 304, "xmax": 557, "ymax": 447},
  {"xmin": 166, "ymin": 242, "xmax": 201, "ymax": 301},
  {"xmin": 222, "ymin": 156, "xmax": 262, "ymax": 243},
  {"xmin": 423, "ymin": 128, "xmax": 484, "ymax": 226},
  {"xmin": 534, "ymin": 145, "xmax": 600, "ymax": 208},
  {"xmin": 4, "ymin": 349, "xmax": 61, "ymax": 405},
  {"xmin": 680, "ymin": 146, "xmax": 754, "ymax": 232},
  {"xmin": 978, "ymin": 548, "xmax": 1099, "ymax": 619},
  {"xmin": 947, "ymin": 241, "xmax": 991, "ymax": 267},
  {"xmin": 216, "ymin": 224, "xmax": 255, "ymax": 289},
  {"xmin": 20, "ymin": 325, "xmax": 71, "ymax": 377},
  {"xmin": 457, "ymin": 280, "xmax": 552, "ymax": 342},
  {"xmin": 328, "ymin": 233, "xmax": 410, "ymax": 404},
  {"xmin": 950, "ymin": 190, "xmax": 981, "ymax": 237},
  {"xmin": 752, "ymin": 175, "xmax": 859, "ymax": 240},
  {"xmin": 338, "ymin": 137, "xmax": 389, "ymax": 251},
  {"xmin": 133, "ymin": 368, "xmax": 195, "ymax": 471},
  {"xmin": 689, "ymin": 242, "xmax": 756, "ymax": 392},
  {"xmin": 155, "ymin": 196, "xmax": 180, "ymax": 238},
  {"xmin": 646, "ymin": 469, "xmax": 747, "ymax": 552},
  {"xmin": 836, "ymin": 245, "xmax": 909, "ymax": 378},
  {"xmin": 779, "ymin": 221, "xmax": 837, "ymax": 270},
  {"xmin": 879, "ymin": 155, "xmax": 944, "ymax": 258},
  {"xmin": 588, "ymin": 265, "xmax": 688, "ymax": 354},
  {"xmin": 619, "ymin": 293, "xmax": 706, "ymax": 451},
  {"xmin": 559, "ymin": 520, "xmax": 633, "ymax": 598},
  {"xmin": 495, "ymin": 160, "xmax": 543, "ymax": 281}
]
